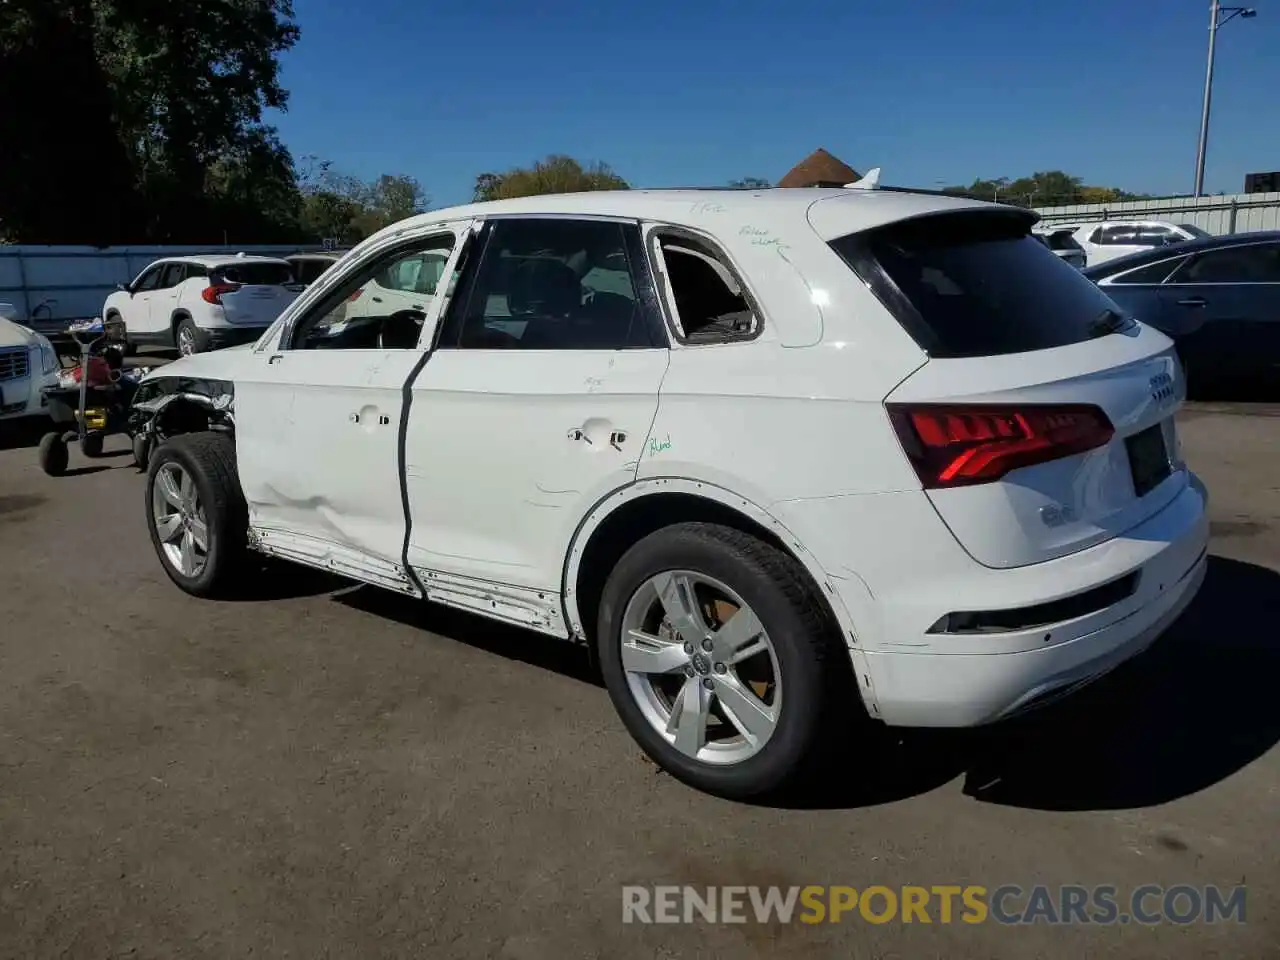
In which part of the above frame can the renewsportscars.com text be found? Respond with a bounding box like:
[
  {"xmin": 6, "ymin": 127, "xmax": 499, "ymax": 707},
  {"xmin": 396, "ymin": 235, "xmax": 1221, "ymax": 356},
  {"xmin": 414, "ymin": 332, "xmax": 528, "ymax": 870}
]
[{"xmin": 622, "ymin": 884, "xmax": 1247, "ymax": 926}]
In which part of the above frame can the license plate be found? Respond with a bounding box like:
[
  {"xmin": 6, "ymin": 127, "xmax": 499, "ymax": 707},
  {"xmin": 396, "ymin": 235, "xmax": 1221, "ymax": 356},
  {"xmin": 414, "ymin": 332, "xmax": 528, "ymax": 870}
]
[{"xmin": 1126, "ymin": 422, "xmax": 1173, "ymax": 497}]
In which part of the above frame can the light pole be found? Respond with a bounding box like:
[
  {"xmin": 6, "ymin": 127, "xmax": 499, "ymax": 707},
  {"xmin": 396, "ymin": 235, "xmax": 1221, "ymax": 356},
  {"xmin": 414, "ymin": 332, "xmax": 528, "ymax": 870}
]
[{"xmin": 1194, "ymin": 1, "xmax": 1257, "ymax": 198}]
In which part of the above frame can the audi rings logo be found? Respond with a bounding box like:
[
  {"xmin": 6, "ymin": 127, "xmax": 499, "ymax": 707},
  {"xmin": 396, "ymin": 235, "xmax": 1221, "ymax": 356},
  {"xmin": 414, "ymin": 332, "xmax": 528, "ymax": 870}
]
[{"xmin": 1150, "ymin": 373, "xmax": 1175, "ymax": 404}]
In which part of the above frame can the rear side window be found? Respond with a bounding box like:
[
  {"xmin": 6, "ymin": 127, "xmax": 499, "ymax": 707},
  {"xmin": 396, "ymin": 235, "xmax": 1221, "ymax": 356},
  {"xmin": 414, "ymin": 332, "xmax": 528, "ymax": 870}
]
[
  {"xmin": 830, "ymin": 212, "xmax": 1123, "ymax": 358},
  {"xmin": 215, "ymin": 262, "xmax": 294, "ymax": 286},
  {"xmin": 1170, "ymin": 242, "xmax": 1280, "ymax": 283}
]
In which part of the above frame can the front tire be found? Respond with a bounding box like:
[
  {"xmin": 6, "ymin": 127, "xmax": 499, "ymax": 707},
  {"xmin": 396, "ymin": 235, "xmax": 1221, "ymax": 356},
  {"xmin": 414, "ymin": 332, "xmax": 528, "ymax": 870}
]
[
  {"xmin": 80, "ymin": 433, "xmax": 104, "ymax": 458},
  {"xmin": 145, "ymin": 432, "xmax": 248, "ymax": 597},
  {"xmin": 104, "ymin": 313, "xmax": 135, "ymax": 356},
  {"xmin": 597, "ymin": 522, "xmax": 845, "ymax": 800},
  {"xmin": 132, "ymin": 433, "xmax": 151, "ymax": 470}
]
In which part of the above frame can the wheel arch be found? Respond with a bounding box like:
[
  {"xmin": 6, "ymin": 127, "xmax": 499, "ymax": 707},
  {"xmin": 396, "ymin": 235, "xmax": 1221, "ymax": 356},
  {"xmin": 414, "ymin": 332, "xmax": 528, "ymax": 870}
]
[
  {"xmin": 562, "ymin": 479, "xmax": 879, "ymax": 712},
  {"xmin": 170, "ymin": 309, "xmax": 193, "ymax": 334},
  {"xmin": 130, "ymin": 377, "xmax": 236, "ymax": 446}
]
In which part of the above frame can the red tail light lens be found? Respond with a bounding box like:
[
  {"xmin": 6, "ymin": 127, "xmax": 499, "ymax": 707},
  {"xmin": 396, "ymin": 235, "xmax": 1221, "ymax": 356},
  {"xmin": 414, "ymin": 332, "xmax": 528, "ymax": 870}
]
[
  {"xmin": 201, "ymin": 282, "xmax": 241, "ymax": 305},
  {"xmin": 346, "ymin": 288, "xmax": 365, "ymax": 303},
  {"xmin": 888, "ymin": 403, "xmax": 1114, "ymax": 488}
]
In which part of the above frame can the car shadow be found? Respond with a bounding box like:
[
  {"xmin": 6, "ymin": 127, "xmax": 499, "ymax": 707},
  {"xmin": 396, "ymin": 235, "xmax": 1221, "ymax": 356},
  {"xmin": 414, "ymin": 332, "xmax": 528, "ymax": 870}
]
[
  {"xmin": 281, "ymin": 554, "xmax": 1276, "ymax": 812},
  {"xmin": 60, "ymin": 465, "xmax": 113, "ymax": 477},
  {"xmin": 779, "ymin": 554, "xmax": 1280, "ymax": 812},
  {"xmin": 0, "ymin": 420, "xmax": 49, "ymax": 451},
  {"xmin": 335, "ymin": 587, "xmax": 600, "ymax": 686},
  {"xmin": 219, "ymin": 558, "xmax": 352, "ymax": 602}
]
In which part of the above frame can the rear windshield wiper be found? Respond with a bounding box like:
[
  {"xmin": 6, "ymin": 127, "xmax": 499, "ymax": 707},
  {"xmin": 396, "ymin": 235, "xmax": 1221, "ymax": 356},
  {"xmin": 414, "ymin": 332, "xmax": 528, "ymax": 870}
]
[{"xmin": 1088, "ymin": 308, "xmax": 1130, "ymax": 339}]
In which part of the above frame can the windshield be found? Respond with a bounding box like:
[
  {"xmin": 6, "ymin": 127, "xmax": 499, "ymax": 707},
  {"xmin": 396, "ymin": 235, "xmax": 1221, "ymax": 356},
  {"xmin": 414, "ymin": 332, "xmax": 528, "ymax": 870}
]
[{"xmin": 830, "ymin": 211, "xmax": 1125, "ymax": 358}]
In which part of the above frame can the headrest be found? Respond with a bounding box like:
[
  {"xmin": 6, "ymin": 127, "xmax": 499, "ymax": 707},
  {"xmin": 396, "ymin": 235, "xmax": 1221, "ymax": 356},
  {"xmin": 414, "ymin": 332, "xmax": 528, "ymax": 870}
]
[{"xmin": 508, "ymin": 258, "xmax": 581, "ymax": 317}]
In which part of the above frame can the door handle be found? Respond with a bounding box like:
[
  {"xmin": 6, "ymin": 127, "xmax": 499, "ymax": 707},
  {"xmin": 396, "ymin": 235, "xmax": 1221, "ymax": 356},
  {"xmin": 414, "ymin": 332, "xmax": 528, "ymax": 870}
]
[
  {"xmin": 371, "ymin": 296, "xmax": 383, "ymax": 303},
  {"xmin": 1177, "ymin": 297, "xmax": 1207, "ymax": 307},
  {"xmin": 268, "ymin": 354, "xmax": 283, "ymax": 364}
]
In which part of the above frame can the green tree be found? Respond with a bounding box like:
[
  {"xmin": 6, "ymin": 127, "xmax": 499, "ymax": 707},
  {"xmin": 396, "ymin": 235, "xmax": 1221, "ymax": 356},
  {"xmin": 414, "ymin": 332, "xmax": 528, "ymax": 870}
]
[
  {"xmin": 297, "ymin": 157, "xmax": 428, "ymax": 244},
  {"xmin": 473, "ymin": 155, "xmax": 628, "ymax": 201},
  {"xmin": 0, "ymin": 0, "xmax": 301, "ymax": 243},
  {"xmin": 938, "ymin": 171, "xmax": 1153, "ymax": 208}
]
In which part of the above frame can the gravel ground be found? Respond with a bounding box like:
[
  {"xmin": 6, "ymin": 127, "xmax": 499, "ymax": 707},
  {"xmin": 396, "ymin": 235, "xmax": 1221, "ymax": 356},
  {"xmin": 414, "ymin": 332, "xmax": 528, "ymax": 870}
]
[{"xmin": 0, "ymin": 401, "xmax": 1277, "ymax": 959}]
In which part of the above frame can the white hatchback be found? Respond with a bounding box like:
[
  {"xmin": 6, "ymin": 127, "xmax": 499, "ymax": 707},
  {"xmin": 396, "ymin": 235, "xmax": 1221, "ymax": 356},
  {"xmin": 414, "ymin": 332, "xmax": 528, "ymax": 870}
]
[
  {"xmin": 103, "ymin": 254, "xmax": 303, "ymax": 356},
  {"xmin": 127, "ymin": 187, "xmax": 1209, "ymax": 799}
]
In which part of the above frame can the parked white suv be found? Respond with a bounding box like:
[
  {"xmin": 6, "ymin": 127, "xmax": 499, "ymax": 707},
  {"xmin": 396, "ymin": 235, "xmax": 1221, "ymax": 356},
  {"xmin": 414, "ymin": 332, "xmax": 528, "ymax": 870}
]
[
  {"xmin": 0, "ymin": 304, "xmax": 60, "ymax": 422},
  {"xmin": 128, "ymin": 188, "xmax": 1209, "ymax": 799},
  {"xmin": 1054, "ymin": 220, "xmax": 1211, "ymax": 267},
  {"xmin": 103, "ymin": 255, "xmax": 302, "ymax": 357}
]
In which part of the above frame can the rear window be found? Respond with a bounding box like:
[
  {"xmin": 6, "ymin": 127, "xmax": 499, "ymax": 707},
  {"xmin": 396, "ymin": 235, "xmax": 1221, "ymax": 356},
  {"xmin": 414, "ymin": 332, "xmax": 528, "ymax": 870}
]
[
  {"xmin": 215, "ymin": 262, "xmax": 294, "ymax": 286},
  {"xmin": 830, "ymin": 212, "xmax": 1123, "ymax": 358}
]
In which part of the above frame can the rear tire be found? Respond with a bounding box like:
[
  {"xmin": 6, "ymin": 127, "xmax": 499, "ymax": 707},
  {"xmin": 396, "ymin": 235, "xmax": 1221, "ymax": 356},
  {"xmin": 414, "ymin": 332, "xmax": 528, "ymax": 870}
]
[
  {"xmin": 175, "ymin": 316, "xmax": 204, "ymax": 357},
  {"xmin": 80, "ymin": 433, "xmax": 104, "ymax": 458},
  {"xmin": 38, "ymin": 432, "xmax": 68, "ymax": 476},
  {"xmin": 145, "ymin": 432, "xmax": 248, "ymax": 598},
  {"xmin": 596, "ymin": 522, "xmax": 847, "ymax": 800}
]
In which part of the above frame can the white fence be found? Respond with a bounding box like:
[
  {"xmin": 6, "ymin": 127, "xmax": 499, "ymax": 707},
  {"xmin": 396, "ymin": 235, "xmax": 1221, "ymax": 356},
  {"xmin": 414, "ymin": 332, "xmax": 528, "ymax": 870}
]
[
  {"xmin": 1033, "ymin": 191, "xmax": 1280, "ymax": 236},
  {"xmin": 0, "ymin": 243, "xmax": 325, "ymax": 333}
]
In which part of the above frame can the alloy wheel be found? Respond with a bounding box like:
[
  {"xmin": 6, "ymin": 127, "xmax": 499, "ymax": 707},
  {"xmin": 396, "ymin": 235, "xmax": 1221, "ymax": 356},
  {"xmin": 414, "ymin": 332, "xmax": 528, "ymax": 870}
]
[
  {"xmin": 151, "ymin": 462, "xmax": 209, "ymax": 578},
  {"xmin": 619, "ymin": 571, "xmax": 781, "ymax": 765}
]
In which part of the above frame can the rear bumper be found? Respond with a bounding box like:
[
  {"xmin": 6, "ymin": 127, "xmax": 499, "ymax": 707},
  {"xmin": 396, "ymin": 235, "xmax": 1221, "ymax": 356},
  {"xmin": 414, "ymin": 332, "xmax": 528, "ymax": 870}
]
[
  {"xmin": 860, "ymin": 477, "xmax": 1209, "ymax": 726},
  {"xmin": 203, "ymin": 325, "xmax": 268, "ymax": 350}
]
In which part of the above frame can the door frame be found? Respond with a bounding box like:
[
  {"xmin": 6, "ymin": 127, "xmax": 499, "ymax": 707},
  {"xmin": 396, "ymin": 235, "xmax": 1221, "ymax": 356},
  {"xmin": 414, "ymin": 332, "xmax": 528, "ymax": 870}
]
[{"xmin": 236, "ymin": 218, "xmax": 483, "ymax": 593}]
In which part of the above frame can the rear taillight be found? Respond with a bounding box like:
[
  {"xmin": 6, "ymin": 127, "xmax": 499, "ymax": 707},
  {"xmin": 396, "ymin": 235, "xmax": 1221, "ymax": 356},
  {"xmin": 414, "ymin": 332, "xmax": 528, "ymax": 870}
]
[
  {"xmin": 347, "ymin": 288, "xmax": 364, "ymax": 302},
  {"xmin": 202, "ymin": 282, "xmax": 241, "ymax": 305},
  {"xmin": 888, "ymin": 403, "xmax": 1115, "ymax": 489}
]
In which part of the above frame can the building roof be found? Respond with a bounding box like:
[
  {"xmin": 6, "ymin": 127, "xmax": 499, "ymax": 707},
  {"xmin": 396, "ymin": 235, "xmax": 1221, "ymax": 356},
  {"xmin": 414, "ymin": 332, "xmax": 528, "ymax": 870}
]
[{"xmin": 777, "ymin": 149, "xmax": 861, "ymax": 189}]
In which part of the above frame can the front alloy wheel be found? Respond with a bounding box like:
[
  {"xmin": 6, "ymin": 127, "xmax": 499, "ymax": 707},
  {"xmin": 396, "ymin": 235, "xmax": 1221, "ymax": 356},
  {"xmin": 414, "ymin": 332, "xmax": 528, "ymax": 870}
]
[
  {"xmin": 144, "ymin": 432, "xmax": 247, "ymax": 597},
  {"xmin": 151, "ymin": 461, "xmax": 209, "ymax": 579},
  {"xmin": 620, "ymin": 571, "xmax": 781, "ymax": 765}
]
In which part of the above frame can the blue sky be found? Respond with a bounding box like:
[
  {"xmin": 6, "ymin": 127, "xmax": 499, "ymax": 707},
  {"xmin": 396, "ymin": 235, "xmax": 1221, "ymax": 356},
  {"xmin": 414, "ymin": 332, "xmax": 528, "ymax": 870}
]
[{"xmin": 272, "ymin": 0, "xmax": 1278, "ymax": 207}]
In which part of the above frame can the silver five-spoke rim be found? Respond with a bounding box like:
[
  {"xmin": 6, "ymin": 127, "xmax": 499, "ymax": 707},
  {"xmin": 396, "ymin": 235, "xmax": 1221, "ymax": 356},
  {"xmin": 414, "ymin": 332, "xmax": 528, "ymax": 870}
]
[
  {"xmin": 151, "ymin": 462, "xmax": 209, "ymax": 578},
  {"xmin": 620, "ymin": 571, "xmax": 781, "ymax": 765},
  {"xmin": 178, "ymin": 327, "xmax": 195, "ymax": 355}
]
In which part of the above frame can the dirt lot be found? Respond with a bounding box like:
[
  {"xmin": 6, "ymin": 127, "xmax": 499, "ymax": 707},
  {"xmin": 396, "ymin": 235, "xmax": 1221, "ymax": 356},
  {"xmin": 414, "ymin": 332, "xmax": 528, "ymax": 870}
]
[{"xmin": 0, "ymin": 403, "xmax": 1277, "ymax": 959}]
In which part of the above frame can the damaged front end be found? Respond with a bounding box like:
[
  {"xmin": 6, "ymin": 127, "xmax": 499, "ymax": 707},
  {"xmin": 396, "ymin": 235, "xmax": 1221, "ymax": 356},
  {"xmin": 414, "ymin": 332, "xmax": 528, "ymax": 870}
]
[{"xmin": 129, "ymin": 376, "xmax": 236, "ymax": 447}]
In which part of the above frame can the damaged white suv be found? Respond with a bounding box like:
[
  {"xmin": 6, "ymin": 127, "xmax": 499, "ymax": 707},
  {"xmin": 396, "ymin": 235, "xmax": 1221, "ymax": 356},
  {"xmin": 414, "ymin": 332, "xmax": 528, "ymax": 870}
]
[{"xmin": 131, "ymin": 187, "xmax": 1209, "ymax": 798}]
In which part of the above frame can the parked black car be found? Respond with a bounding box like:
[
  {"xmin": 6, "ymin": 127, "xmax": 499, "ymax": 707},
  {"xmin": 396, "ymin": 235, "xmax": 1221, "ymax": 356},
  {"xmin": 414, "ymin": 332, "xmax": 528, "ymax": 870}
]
[{"xmin": 1084, "ymin": 231, "xmax": 1280, "ymax": 386}]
